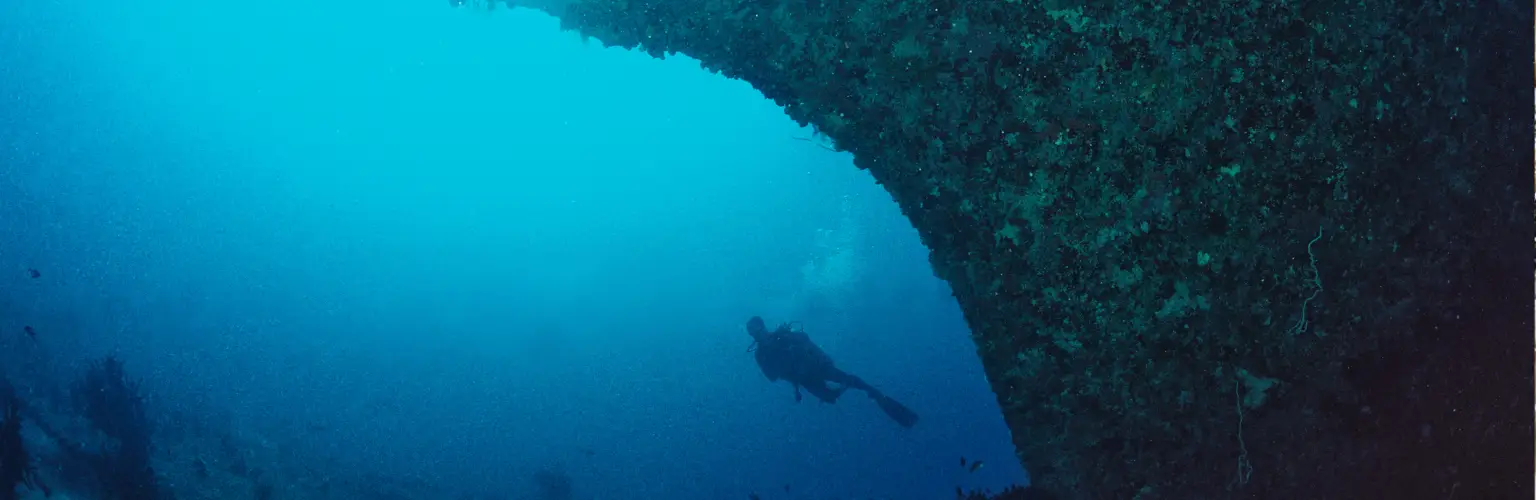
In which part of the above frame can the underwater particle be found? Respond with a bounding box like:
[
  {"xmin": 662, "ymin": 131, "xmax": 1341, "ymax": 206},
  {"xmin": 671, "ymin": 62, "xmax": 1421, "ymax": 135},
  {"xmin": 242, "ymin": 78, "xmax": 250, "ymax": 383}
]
[{"xmin": 26, "ymin": 268, "xmax": 39, "ymax": 279}]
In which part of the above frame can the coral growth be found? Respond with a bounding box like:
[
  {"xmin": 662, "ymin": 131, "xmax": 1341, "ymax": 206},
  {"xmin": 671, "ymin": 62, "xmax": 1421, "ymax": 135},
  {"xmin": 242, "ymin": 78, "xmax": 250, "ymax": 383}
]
[
  {"xmin": 75, "ymin": 356, "xmax": 160, "ymax": 500},
  {"xmin": 529, "ymin": 0, "xmax": 1528, "ymax": 496}
]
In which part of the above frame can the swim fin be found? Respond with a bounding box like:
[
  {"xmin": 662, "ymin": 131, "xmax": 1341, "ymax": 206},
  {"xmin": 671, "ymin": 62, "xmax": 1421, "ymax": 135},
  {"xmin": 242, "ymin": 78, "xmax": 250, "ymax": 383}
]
[{"xmin": 874, "ymin": 394, "xmax": 919, "ymax": 428}]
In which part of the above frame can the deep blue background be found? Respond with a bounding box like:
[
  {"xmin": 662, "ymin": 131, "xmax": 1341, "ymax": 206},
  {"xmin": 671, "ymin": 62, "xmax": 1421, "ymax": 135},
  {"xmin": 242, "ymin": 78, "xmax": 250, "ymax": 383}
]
[{"xmin": 0, "ymin": 1, "xmax": 1028, "ymax": 498}]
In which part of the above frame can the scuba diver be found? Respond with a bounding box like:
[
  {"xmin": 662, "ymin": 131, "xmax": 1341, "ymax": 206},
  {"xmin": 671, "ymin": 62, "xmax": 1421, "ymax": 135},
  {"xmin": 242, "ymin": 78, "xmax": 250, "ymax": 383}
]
[{"xmin": 744, "ymin": 316, "xmax": 919, "ymax": 428}]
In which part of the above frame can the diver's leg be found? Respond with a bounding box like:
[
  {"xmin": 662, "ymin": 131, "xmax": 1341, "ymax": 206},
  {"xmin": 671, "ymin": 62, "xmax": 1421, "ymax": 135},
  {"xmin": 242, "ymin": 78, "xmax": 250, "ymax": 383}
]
[
  {"xmin": 824, "ymin": 368, "xmax": 877, "ymax": 395},
  {"xmin": 800, "ymin": 379, "xmax": 845, "ymax": 403},
  {"xmin": 825, "ymin": 369, "xmax": 919, "ymax": 427}
]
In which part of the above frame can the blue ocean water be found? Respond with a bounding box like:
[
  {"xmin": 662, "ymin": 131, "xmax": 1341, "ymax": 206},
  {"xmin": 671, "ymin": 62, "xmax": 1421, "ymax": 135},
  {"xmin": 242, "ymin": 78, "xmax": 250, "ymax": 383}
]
[{"xmin": 0, "ymin": 1, "xmax": 1027, "ymax": 499}]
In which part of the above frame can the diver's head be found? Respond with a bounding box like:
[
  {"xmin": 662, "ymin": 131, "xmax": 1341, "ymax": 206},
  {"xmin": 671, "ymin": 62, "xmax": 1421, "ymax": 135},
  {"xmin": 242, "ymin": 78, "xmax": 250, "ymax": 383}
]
[{"xmin": 746, "ymin": 316, "xmax": 767, "ymax": 338}]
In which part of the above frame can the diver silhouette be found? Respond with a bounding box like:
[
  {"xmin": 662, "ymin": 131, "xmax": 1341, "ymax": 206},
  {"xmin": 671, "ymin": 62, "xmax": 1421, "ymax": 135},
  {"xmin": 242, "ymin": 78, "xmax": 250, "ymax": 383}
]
[{"xmin": 745, "ymin": 316, "xmax": 919, "ymax": 427}]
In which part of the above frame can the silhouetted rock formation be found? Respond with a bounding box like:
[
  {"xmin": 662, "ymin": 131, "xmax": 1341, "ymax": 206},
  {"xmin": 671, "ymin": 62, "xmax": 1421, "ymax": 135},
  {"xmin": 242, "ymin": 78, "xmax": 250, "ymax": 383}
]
[
  {"xmin": 76, "ymin": 356, "xmax": 160, "ymax": 500},
  {"xmin": 958, "ymin": 485, "xmax": 1054, "ymax": 500},
  {"xmin": 0, "ymin": 380, "xmax": 39, "ymax": 500},
  {"xmin": 491, "ymin": 0, "xmax": 1529, "ymax": 497},
  {"xmin": 532, "ymin": 466, "xmax": 572, "ymax": 500}
]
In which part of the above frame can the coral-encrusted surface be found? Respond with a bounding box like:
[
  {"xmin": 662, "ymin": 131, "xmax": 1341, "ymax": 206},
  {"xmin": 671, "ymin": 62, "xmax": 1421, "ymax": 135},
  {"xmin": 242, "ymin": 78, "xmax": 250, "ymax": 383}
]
[{"xmin": 518, "ymin": 0, "xmax": 1532, "ymax": 497}]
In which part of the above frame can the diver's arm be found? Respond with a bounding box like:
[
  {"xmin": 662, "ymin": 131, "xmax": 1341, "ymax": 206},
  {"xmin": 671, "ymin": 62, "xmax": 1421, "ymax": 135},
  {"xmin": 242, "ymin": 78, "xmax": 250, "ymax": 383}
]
[{"xmin": 754, "ymin": 348, "xmax": 781, "ymax": 381}]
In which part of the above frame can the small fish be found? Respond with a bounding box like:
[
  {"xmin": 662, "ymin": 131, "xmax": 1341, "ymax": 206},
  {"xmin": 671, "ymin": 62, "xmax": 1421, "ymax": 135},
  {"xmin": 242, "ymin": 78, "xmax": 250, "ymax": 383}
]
[
  {"xmin": 748, "ymin": 494, "xmax": 760, "ymax": 500},
  {"xmin": 783, "ymin": 484, "xmax": 790, "ymax": 492},
  {"xmin": 968, "ymin": 460, "xmax": 985, "ymax": 473},
  {"xmin": 27, "ymin": 268, "xmax": 40, "ymax": 278},
  {"xmin": 960, "ymin": 457, "xmax": 967, "ymax": 468},
  {"xmin": 23, "ymin": 326, "xmax": 35, "ymax": 339}
]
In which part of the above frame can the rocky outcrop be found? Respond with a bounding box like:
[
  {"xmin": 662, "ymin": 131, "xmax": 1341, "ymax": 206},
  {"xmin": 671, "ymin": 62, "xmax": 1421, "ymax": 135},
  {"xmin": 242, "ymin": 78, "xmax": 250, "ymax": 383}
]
[{"xmin": 502, "ymin": 0, "xmax": 1531, "ymax": 497}]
